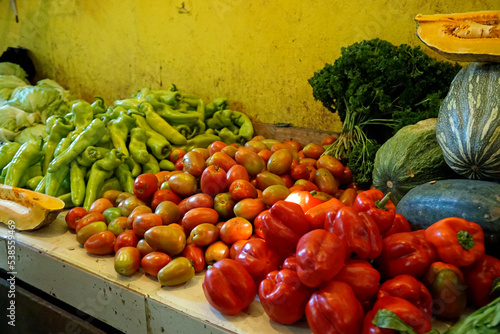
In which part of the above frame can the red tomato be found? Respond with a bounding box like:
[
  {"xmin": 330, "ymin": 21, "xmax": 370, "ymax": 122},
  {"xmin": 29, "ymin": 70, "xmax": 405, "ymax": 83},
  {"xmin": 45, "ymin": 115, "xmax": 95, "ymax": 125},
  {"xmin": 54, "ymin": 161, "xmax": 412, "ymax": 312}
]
[
  {"xmin": 235, "ymin": 149, "xmax": 266, "ymax": 177},
  {"xmin": 253, "ymin": 210, "xmax": 266, "ymax": 239},
  {"xmin": 321, "ymin": 135, "xmax": 337, "ymax": 146},
  {"xmin": 283, "ymin": 140, "xmax": 302, "ymax": 152},
  {"xmin": 208, "ymin": 141, "xmax": 227, "ymax": 155},
  {"xmin": 229, "ymin": 179, "xmax": 258, "ymax": 201},
  {"xmin": 185, "ymin": 193, "xmax": 214, "ymax": 210},
  {"xmin": 285, "ymin": 190, "xmax": 323, "ymax": 213},
  {"xmin": 181, "ymin": 207, "xmax": 219, "ymax": 232},
  {"xmin": 89, "ymin": 198, "xmax": 114, "ymax": 214},
  {"xmin": 132, "ymin": 213, "xmax": 163, "ymax": 238},
  {"xmin": 226, "ymin": 164, "xmax": 250, "ymax": 184},
  {"xmin": 137, "ymin": 239, "xmax": 154, "ymax": 257},
  {"xmin": 316, "ymin": 155, "xmax": 344, "ymax": 180},
  {"xmin": 141, "ymin": 251, "xmax": 172, "ymax": 276},
  {"xmin": 169, "ymin": 148, "xmax": 186, "ymax": 163},
  {"xmin": 75, "ymin": 212, "xmax": 106, "ymax": 233},
  {"xmin": 133, "ymin": 173, "xmax": 159, "ymax": 201},
  {"xmin": 155, "ymin": 201, "xmax": 182, "ymax": 225},
  {"xmin": 65, "ymin": 207, "xmax": 88, "ymax": 230},
  {"xmin": 182, "ymin": 150, "xmax": 206, "ymax": 177},
  {"xmin": 168, "ymin": 172, "xmax": 198, "ymax": 197},
  {"xmin": 150, "ymin": 189, "xmax": 182, "ymax": 209},
  {"xmin": 84, "ymin": 231, "xmax": 116, "ymax": 255},
  {"xmin": 200, "ymin": 165, "xmax": 228, "ymax": 197},
  {"xmin": 181, "ymin": 244, "xmax": 206, "ymax": 273},
  {"xmin": 233, "ymin": 198, "xmax": 266, "ymax": 221},
  {"xmin": 257, "ymin": 149, "xmax": 273, "ymax": 163},
  {"xmin": 127, "ymin": 205, "xmax": 152, "ymax": 228},
  {"xmin": 302, "ymin": 143, "xmax": 325, "ymax": 159},
  {"xmin": 114, "ymin": 229, "xmax": 139, "ymax": 253},
  {"xmin": 118, "ymin": 195, "xmax": 147, "ymax": 217},
  {"xmin": 206, "ymin": 151, "xmax": 237, "ymax": 172},
  {"xmin": 114, "ymin": 246, "xmax": 141, "ymax": 276},
  {"xmin": 236, "ymin": 238, "xmax": 281, "ymax": 285}
]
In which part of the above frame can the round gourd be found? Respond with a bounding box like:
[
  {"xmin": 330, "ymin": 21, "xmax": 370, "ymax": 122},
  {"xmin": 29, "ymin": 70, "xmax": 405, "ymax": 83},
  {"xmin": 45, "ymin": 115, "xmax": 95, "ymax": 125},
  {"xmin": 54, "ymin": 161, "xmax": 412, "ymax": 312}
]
[
  {"xmin": 415, "ymin": 11, "xmax": 500, "ymax": 63},
  {"xmin": 372, "ymin": 118, "xmax": 456, "ymax": 205},
  {"xmin": 436, "ymin": 62, "xmax": 500, "ymax": 180}
]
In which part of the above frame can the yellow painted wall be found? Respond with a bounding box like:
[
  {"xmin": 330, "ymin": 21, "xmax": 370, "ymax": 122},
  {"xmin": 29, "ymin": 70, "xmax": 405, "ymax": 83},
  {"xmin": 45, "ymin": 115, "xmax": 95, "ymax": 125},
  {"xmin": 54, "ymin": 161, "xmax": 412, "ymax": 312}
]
[{"xmin": 1, "ymin": 1, "xmax": 498, "ymax": 133}]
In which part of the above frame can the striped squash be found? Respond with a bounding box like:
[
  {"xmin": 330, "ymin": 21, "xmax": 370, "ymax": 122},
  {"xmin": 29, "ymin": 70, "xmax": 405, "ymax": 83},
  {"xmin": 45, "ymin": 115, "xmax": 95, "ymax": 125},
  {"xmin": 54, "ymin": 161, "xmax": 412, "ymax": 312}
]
[{"xmin": 436, "ymin": 62, "xmax": 500, "ymax": 180}]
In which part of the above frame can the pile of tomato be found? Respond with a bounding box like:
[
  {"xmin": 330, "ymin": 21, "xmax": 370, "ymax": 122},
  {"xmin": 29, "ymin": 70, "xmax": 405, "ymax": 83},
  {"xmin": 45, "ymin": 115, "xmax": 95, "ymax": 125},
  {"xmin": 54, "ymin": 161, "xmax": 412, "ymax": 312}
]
[{"xmin": 64, "ymin": 135, "xmax": 500, "ymax": 334}]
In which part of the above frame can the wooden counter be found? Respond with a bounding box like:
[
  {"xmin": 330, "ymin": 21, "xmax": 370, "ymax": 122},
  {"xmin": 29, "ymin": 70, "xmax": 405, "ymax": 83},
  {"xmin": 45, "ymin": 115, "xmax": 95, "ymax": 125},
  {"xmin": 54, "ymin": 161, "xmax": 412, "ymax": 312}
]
[{"xmin": 0, "ymin": 215, "xmax": 459, "ymax": 333}]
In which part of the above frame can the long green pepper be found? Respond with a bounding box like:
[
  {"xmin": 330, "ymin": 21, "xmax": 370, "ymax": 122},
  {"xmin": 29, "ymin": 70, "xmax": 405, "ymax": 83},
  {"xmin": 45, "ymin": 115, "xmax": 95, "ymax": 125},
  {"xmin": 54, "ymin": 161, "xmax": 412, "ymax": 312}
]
[
  {"xmin": 141, "ymin": 102, "xmax": 187, "ymax": 146},
  {"xmin": 128, "ymin": 127, "xmax": 150, "ymax": 164},
  {"xmin": 45, "ymin": 137, "xmax": 72, "ymax": 197},
  {"xmin": 4, "ymin": 139, "xmax": 44, "ymax": 187},
  {"xmin": 70, "ymin": 160, "xmax": 87, "ymax": 206},
  {"xmin": 0, "ymin": 142, "xmax": 21, "ymax": 171},
  {"xmin": 48, "ymin": 118, "xmax": 107, "ymax": 173},
  {"xmin": 107, "ymin": 111, "xmax": 136, "ymax": 157},
  {"xmin": 130, "ymin": 113, "xmax": 172, "ymax": 160},
  {"xmin": 84, "ymin": 149, "xmax": 125, "ymax": 210},
  {"xmin": 114, "ymin": 164, "xmax": 135, "ymax": 194},
  {"xmin": 43, "ymin": 116, "xmax": 74, "ymax": 174}
]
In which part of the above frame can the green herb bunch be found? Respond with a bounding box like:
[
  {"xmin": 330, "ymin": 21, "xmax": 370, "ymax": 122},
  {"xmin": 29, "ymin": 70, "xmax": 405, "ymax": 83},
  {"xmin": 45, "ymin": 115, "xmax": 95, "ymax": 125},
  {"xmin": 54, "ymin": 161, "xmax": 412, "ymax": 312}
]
[{"xmin": 308, "ymin": 38, "xmax": 461, "ymax": 186}]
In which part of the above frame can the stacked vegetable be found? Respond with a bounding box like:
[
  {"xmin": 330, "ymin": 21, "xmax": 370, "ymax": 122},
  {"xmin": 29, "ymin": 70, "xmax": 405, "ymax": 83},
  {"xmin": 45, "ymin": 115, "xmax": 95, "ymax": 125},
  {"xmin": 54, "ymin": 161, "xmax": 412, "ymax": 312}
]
[
  {"xmin": 63, "ymin": 134, "xmax": 499, "ymax": 334},
  {"xmin": 0, "ymin": 80, "xmax": 254, "ymax": 210}
]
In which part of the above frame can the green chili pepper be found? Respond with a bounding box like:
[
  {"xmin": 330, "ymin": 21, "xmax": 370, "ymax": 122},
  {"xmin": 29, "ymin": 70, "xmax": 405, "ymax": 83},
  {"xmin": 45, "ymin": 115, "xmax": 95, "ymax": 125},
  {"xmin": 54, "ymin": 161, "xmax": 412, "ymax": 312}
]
[
  {"xmin": 114, "ymin": 98, "xmax": 142, "ymax": 111},
  {"xmin": 70, "ymin": 160, "xmax": 87, "ymax": 206},
  {"xmin": 114, "ymin": 164, "xmax": 135, "ymax": 194},
  {"xmin": 46, "ymin": 137, "xmax": 72, "ymax": 197},
  {"xmin": 91, "ymin": 97, "xmax": 106, "ymax": 115},
  {"xmin": 97, "ymin": 177, "xmax": 123, "ymax": 198},
  {"xmin": 26, "ymin": 175, "xmax": 43, "ymax": 190},
  {"xmin": 58, "ymin": 193, "xmax": 75, "ymax": 209},
  {"xmin": 107, "ymin": 110, "xmax": 136, "ymax": 157},
  {"xmin": 130, "ymin": 113, "xmax": 172, "ymax": 160},
  {"xmin": 177, "ymin": 133, "xmax": 221, "ymax": 152},
  {"xmin": 131, "ymin": 87, "xmax": 151, "ymax": 100},
  {"xmin": 76, "ymin": 146, "xmax": 104, "ymax": 167},
  {"xmin": 43, "ymin": 116, "xmax": 74, "ymax": 174},
  {"xmin": 0, "ymin": 142, "xmax": 21, "ymax": 171},
  {"xmin": 84, "ymin": 149, "xmax": 125, "ymax": 210},
  {"xmin": 67, "ymin": 100, "xmax": 94, "ymax": 140},
  {"xmin": 129, "ymin": 128, "xmax": 150, "ymax": 164},
  {"xmin": 218, "ymin": 127, "xmax": 240, "ymax": 145},
  {"xmin": 141, "ymin": 102, "xmax": 188, "ymax": 146},
  {"xmin": 125, "ymin": 156, "xmax": 142, "ymax": 177},
  {"xmin": 4, "ymin": 140, "xmax": 44, "ymax": 187},
  {"xmin": 205, "ymin": 97, "xmax": 229, "ymax": 119},
  {"xmin": 35, "ymin": 175, "xmax": 47, "ymax": 193},
  {"xmin": 19, "ymin": 162, "xmax": 43, "ymax": 188},
  {"xmin": 159, "ymin": 159, "xmax": 175, "ymax": 171},
  {"xmin": 48, "ymin": 118, "xmax": 107, "ymax": 173},
  {"xmin": 231, "ymin": 110, "xmax": 254, "ymax": 142},
  {"xmin": 141, "ymin": 154, "xmax": 160, "ymax": 174}
]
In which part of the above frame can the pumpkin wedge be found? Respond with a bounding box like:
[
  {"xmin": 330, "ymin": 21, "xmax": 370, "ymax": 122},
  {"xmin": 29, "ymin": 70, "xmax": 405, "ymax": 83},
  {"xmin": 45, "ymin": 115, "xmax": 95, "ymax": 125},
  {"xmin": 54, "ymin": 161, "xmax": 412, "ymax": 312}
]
[
  {"xmin": 415, "ymin": 11, "xmax": 500, "ymax": 62},
  {"xmin": 0, "ymin": 184, "xmax": 65, "ymax": 231}
]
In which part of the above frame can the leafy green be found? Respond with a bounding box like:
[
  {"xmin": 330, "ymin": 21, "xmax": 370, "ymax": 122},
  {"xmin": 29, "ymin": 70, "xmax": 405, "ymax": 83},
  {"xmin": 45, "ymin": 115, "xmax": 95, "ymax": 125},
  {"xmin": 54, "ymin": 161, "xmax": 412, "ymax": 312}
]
[
  {"xmin": 445, "ymin": 296, "xmax": 500, "ymax": 334},
  {"xmin": 373, "ymin": 309, "xmax": 440, "ymax": 334},
  {"xmin": 0, "ymin": 75, "xmax": 29, "ymax": 101},
  {"xmin": 309, "ymin": 38, "xmax": 461, "ymax": 185},
  {"xmin": 0, "ymin": 62, "xmax": 28, "ymax": 80},
  {"xmin": 14, "ymin": 124, "xmax": 47, "ymax": 144},
  {"xmin": 0, "ymin": 105, "xmax": 37, "ymax": 132}
]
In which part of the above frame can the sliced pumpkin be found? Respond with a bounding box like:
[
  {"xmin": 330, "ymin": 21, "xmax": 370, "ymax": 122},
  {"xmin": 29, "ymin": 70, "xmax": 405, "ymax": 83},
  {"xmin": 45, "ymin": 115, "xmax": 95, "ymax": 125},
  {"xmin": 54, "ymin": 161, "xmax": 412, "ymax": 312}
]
[
  {"xmin": 415, "ymin": 11, "xmax": 500, "ymax": 62},
  {"xmin": 0, "ymin": 184, "xmax": 65, "ymax": 231}
]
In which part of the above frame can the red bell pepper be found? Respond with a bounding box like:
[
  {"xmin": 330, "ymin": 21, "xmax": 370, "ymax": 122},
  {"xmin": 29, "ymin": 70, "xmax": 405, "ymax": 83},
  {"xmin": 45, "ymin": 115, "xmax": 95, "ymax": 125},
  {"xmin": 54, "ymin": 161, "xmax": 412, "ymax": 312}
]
[
  {"xmin": 285, "ymin": 190, "xmax": 323, "ymax": 213},
  {"xmin": 363, "ymin": 295, "xmax": 432, "ymax": 334},
  {"xmin": 424, "ymin": 217, "xmax": 485, "ymax": 267},
  {"xmin": 296, "ymin": 229, "xmax": 346, "ymax": 288},
  {"xmin": 306, "ymin": 281, "xmax": 364, "ymax": 334},
  {"xmin": 462, "ymin": 254, "xmax": 500, "ymax": 307},
  {"xmin": 282, "ymin": 255, "xmax": 297, "ymax": 271},
  {"xmin": 334, "ymin": 259, "xmax": 381, "ymax": 313},
  {"xmin": 261, "ymin": 200, "xmax": 310, "ymax": 257},
  {"xmin": 377, "ymin": 274, "xmax": 433, "ymax": 320},
  {"xmin": 258, "ymin": 269, "xmax": 312, "ymax": 325},
  {"xmin": 304, "ymin": 197, "xmax": 345, "ymax": 230},
  {"xmin": 353, "ymin": 189, "xmax": 396, "ymax": 234},
  {"xmin": 325, "ymin": 206, "xmax": 383, "ymax": 260},
  {"xmin": 382, "ymin": 213, "xmax": 411, "ymax": 239},
  {"xmin": 375, "ymin": 230, "xmax": 437, "ymax": 280},
  {"xmin": 202, "ymin": 258, "xmax": 257, "ymax": 316},
  {"xmin": 235, "ymin": 238, "xmax": 281, "ymax": 286},
  {"xmin": 422, "ymin": 261, "xmax": 467, "ymax": 320}
]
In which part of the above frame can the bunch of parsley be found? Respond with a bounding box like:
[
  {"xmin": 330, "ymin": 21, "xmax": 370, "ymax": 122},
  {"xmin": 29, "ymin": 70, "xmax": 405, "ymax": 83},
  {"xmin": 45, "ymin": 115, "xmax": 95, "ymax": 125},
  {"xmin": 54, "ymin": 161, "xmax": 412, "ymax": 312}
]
[{"xmin": 308, "ymin": 38, "xmax": 461, "ymax": 187}]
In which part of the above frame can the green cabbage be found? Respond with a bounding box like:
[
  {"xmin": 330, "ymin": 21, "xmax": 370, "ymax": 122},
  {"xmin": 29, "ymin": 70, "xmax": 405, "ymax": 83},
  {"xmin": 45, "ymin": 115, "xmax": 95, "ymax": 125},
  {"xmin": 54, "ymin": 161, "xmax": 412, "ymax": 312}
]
[
  {"xmin": 0, "ymin": 105, "xmax": 37, "ymax": 132},
  {"xmin": 14, "ymin": 124, "xmax": 47, "ymax": 144}
]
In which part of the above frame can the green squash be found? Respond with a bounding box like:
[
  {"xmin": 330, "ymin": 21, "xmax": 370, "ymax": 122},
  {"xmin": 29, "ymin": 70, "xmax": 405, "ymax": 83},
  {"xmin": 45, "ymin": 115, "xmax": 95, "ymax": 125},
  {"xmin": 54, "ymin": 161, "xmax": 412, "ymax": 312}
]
[
  {"xmin": 372, "ymin": 118, "xmax": 456, "ymax": 205},
  {"xmin": 436, "ymin": 62, "xmax": 500, "ymax": 180}
]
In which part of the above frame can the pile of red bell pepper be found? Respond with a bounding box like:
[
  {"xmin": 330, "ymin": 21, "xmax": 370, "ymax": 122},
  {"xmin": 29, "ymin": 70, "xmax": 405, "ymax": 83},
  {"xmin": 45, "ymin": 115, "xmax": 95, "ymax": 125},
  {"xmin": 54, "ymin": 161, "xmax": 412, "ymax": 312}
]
[{"xmin": 202, "ymin": 188, "xmax": 500, "ymax": 333}]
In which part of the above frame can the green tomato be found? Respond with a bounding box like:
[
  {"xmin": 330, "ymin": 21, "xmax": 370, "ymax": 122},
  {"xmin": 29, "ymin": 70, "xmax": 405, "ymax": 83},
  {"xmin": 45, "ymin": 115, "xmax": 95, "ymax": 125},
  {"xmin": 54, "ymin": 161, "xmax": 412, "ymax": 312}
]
[{"xmin": 103, "ymin": 207, "xmax": 123, "ymax": 224}]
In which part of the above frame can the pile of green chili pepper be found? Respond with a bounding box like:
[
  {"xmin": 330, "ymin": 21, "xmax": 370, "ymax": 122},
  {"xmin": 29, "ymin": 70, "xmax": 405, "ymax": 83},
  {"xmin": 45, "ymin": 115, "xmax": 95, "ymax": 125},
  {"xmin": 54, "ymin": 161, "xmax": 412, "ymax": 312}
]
[{"xmin": 0, "ymin": 84, "xmax": 254, "ymax": 210}]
